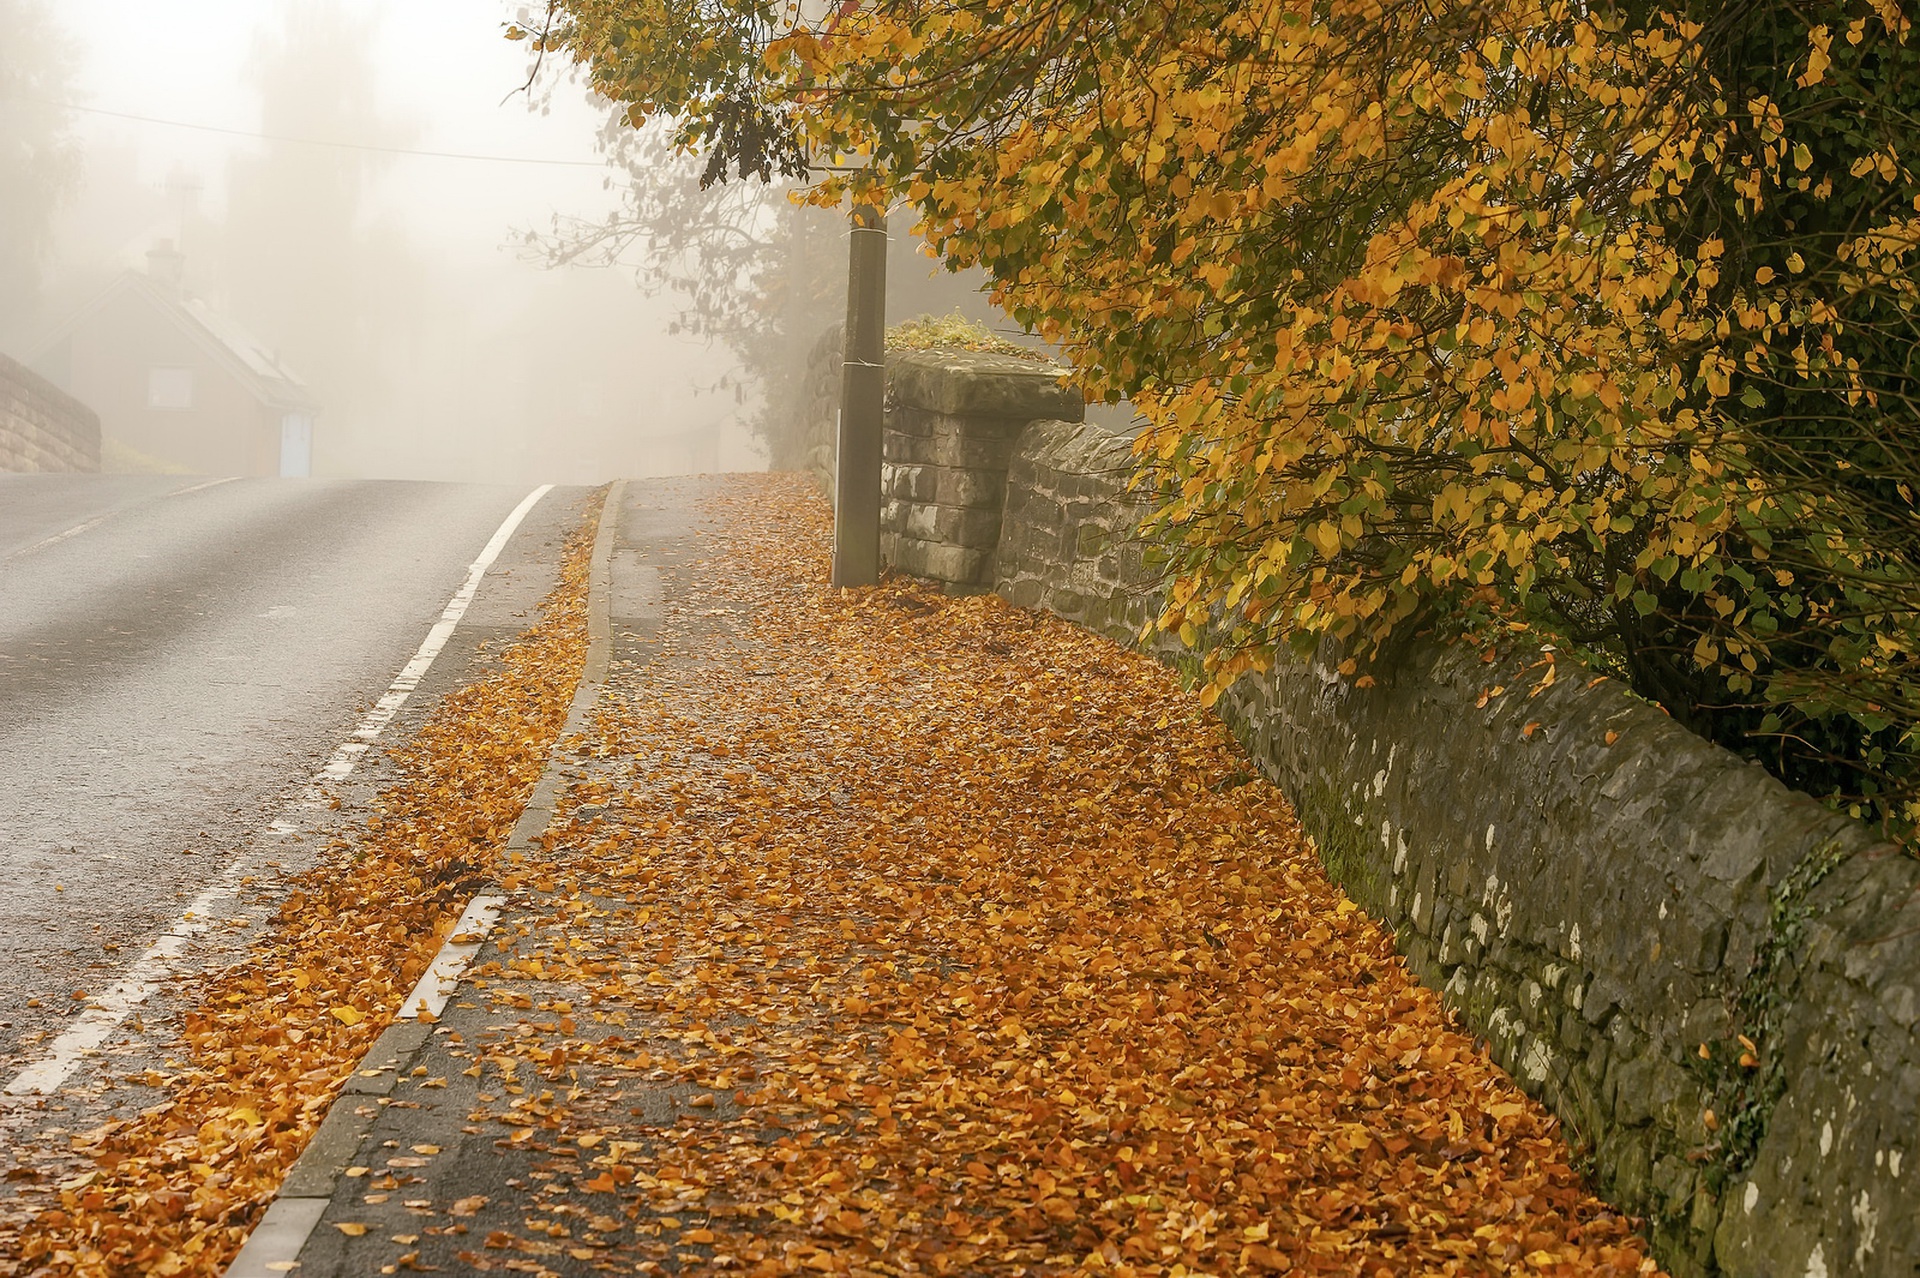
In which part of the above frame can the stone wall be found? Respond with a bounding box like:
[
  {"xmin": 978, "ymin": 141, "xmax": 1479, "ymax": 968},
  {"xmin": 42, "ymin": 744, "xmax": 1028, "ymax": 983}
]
[
  {"xmin": 1, "ymin": 351, "xmax": 100, "ymax": 473},
  {"xmin": 962, "ymin": 406, "xmax": 1918, "ymax": 1276},
  {"xmin": 880, "ymin": 349, "xmax": 1081, "ymax": 590},
  {"xmin": 994, "ymin": 417, "xmax": 1158, "ymax": 642},
  {"xmin": 1220, "ymin": 641, "xmax": 1919, "ymax": 1277}
]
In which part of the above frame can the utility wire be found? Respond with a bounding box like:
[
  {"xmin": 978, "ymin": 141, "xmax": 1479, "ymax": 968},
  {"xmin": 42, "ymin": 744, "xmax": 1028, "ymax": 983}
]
[{"xmin": 5, "ymin": 96, "xmax": 610, "ymax": 168}]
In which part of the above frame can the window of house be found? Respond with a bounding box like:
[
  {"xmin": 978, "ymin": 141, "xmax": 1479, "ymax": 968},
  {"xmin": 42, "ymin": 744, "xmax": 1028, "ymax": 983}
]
[{"xmin": 148, "ymin": 366, "xmax": 193, "ymax": 410}]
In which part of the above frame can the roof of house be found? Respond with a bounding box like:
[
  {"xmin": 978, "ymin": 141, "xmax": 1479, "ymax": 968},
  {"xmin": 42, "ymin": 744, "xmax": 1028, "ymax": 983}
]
[{"xmin": 32, "ymin": 270, "xmax": 320, "ymax": 414}]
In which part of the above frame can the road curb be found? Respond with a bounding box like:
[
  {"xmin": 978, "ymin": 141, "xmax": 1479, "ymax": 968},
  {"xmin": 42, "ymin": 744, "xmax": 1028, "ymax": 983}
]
[{"xmin": 224, "ymin": 480, "xmax": 626, "ymax": 1278}]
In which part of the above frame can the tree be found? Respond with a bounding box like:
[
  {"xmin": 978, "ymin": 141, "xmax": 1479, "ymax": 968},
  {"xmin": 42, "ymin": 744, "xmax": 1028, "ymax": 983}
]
[
  {"xmin": 215, "ymin": 0, "xmax": 424, "ymax": 454},
  {"xmin": 527, "ymin": 0, "xmax": 1920, "ymax": 837},
  {"xmin": 516, "ymin": 86, "xmax": 1011, "ymax": 470},
  {"xmin": 0, "ymin": 0, "xmax": 81, "ymax": 347},
  {"xmin": 518, "ymin": 111, "xmax": 847, "ymax": 466}
]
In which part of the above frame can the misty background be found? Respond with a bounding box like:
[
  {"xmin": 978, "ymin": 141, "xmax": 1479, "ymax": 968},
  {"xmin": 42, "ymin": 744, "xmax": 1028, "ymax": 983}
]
[{"xmin": 0, "ymin": 0, "xmax": 1005, "ymax": 486}]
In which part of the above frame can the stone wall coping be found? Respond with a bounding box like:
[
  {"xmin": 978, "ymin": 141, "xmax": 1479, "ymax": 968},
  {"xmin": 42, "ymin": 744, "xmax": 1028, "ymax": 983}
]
[{"xmin": 887, "ymin": 348, "xmax": 1085, "ymax": 422}]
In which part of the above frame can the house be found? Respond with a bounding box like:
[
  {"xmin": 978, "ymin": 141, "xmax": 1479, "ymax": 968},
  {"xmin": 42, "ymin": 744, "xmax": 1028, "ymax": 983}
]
[{"xmin": 30, "ymin": 242, "xmax": 319, "ymax": 477}]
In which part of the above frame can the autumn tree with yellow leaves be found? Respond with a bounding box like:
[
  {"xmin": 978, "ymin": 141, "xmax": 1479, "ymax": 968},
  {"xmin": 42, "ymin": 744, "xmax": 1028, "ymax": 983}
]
[{"xmin": 522, "ymin": 0, "xmax": 1920, "ymax": 838}]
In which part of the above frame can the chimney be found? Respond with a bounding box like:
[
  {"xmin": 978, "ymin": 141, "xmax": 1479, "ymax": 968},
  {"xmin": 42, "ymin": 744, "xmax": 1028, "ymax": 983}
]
[{"xmin": 146, "ymin": 240, "xmax": 185, "ymax": 298}]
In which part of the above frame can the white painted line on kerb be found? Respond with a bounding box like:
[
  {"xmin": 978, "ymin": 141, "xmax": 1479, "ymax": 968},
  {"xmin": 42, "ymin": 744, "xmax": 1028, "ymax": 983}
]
[
  {"xmin": 3, "ymin": 484, "xmax": 555, "ymax": 1098},
  {"xmin": 400, "ymin": 895, "xmax": 506, "ymax": 1021}
]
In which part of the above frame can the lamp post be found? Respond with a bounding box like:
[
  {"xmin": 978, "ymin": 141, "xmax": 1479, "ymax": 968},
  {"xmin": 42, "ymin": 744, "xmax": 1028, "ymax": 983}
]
[{"xmin": 831, "ymin": 201, "xmax": 887, "ymax": 587}]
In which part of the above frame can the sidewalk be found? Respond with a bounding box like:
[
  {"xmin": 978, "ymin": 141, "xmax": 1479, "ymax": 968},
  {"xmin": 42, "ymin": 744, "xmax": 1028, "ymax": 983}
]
[{"xmin": 242, "ymin": 474, "xmax": 1657, "ymax": 1277}]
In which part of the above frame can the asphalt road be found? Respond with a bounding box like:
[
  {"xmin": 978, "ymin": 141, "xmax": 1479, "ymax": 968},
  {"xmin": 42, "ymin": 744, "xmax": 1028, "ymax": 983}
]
[{"xmin": 0, "ymin": 474, "xmax": 589, "ymax": 1078}]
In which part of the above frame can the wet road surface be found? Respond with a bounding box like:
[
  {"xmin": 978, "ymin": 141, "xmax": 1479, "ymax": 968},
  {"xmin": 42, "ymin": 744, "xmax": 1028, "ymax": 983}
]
[{"xmin": 0, "ymin": 474, "xmax": 586, "ymax": 1071}]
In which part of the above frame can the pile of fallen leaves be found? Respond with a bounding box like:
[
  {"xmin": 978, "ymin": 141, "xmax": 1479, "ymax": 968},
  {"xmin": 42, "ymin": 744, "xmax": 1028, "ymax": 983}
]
[
  {"xmin": 449, "ymin": 474, "xmax": 1660, "ymax": 1276},
  {"xmin": 6, "ymin": 494, "xmax": 600, "ymax": 1276}
]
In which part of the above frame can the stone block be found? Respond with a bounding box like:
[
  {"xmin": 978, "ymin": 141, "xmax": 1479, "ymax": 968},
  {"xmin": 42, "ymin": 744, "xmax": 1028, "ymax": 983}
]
[
  {"xmin": 1046, "ymin": 587, "xmax": 1089, "ymax": 621},
  {"xmin": 886, "ymin": 536, "xmax": 992, "ymax": 586},
  {"xmin": 885, "ymin": 462, "xmax": 938, "ymax": 503},
  {"xmin": 886, "ymin": 429, "xmax": 1021, "ymax": 472},
  {"xmin": 934, "ymin": 465, "xmax": 1013, "ymax": 511},
  {"xmin": 930, "ymin": 503, "xmax": 1004, "ymax": 550},
  {"xmin": 1075, "ymin": 520, "xmax": 1115, "ymax": 560},
  {"xmin": 1002, "ymin": 577, "xmax": 1043, "ymax": 609},
  {"xmin": 888, "ymin": 349, "xmax": 1085, "ymax": 421}
]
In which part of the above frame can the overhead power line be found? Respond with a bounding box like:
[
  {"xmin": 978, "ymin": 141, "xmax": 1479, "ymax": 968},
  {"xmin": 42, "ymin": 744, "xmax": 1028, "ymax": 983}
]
[{"xmin": 6, "ymin": 96, "xmax": 609, "ymax": 168}]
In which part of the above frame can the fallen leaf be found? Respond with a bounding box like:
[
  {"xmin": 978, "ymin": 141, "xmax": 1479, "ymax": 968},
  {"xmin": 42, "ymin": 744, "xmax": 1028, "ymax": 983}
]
[{"xmin": 11, "ymin": 482, "xmax": 1656, "ymax": 1277}]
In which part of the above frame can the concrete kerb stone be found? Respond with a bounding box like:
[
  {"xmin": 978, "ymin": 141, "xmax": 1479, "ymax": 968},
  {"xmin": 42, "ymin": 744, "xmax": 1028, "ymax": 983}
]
[{"xmin": 221, "ymin": 480, "xmax": 626, "ymax": 1278}]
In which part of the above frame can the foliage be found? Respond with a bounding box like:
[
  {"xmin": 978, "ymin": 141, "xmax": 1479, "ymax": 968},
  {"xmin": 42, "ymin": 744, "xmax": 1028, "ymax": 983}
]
[
  {"xmin": 885, "ymin": 310, "xmax": 1047, "ymax": 360},
  {"xmin": 0, "ymin": 0, "xmax": 80, "ymax": 343},
  {"xmin": 529, "ymin": 0, "xmax": 1920, "ymax": 838}
]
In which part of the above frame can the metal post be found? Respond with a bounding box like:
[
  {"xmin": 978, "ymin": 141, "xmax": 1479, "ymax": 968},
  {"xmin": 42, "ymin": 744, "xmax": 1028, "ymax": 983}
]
[{"xmin": 832, "ymin": 203, "xmax": 887, "ymax": 588}]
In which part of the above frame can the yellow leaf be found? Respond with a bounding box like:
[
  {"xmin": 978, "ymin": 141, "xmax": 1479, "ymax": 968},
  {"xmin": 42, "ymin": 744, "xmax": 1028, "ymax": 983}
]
[
  {"xmin": 330, "ymin": 1005, "xmax": 365, "ymax": 1027},
  {"xmin": 333, "ymin": 1222, "xmax": 369, "ymax": 1237}
]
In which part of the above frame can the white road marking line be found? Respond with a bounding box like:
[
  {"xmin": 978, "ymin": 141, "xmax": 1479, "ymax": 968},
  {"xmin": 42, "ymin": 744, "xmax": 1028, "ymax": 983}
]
[
  {"xmin": 167, "ymin": 476, "xmax": 240, "ymax": 498},
  {"xmin": 400, "ymin": 895, "xmax": 507, "ymax": 1021},
  {"xmin": 7, "ymin": 477, "xmax": 238, "ymax": 561},
  {"xmin": 219, "ymin": 482, "xmax": 623, "ymax": 1278},
  {"xmin": 17, "ymin": 513, "xmax": 110, "ymax": 557},
  {"xmin": 3, "ymin": 484, "xmax": 555, "ymax": 1098}
]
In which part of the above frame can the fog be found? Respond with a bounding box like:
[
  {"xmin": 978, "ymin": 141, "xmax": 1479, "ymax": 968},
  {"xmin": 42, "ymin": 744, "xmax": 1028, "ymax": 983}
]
[{"xmin": 0, "ymin": 0, "xmax": 775, "ymax": 485}]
